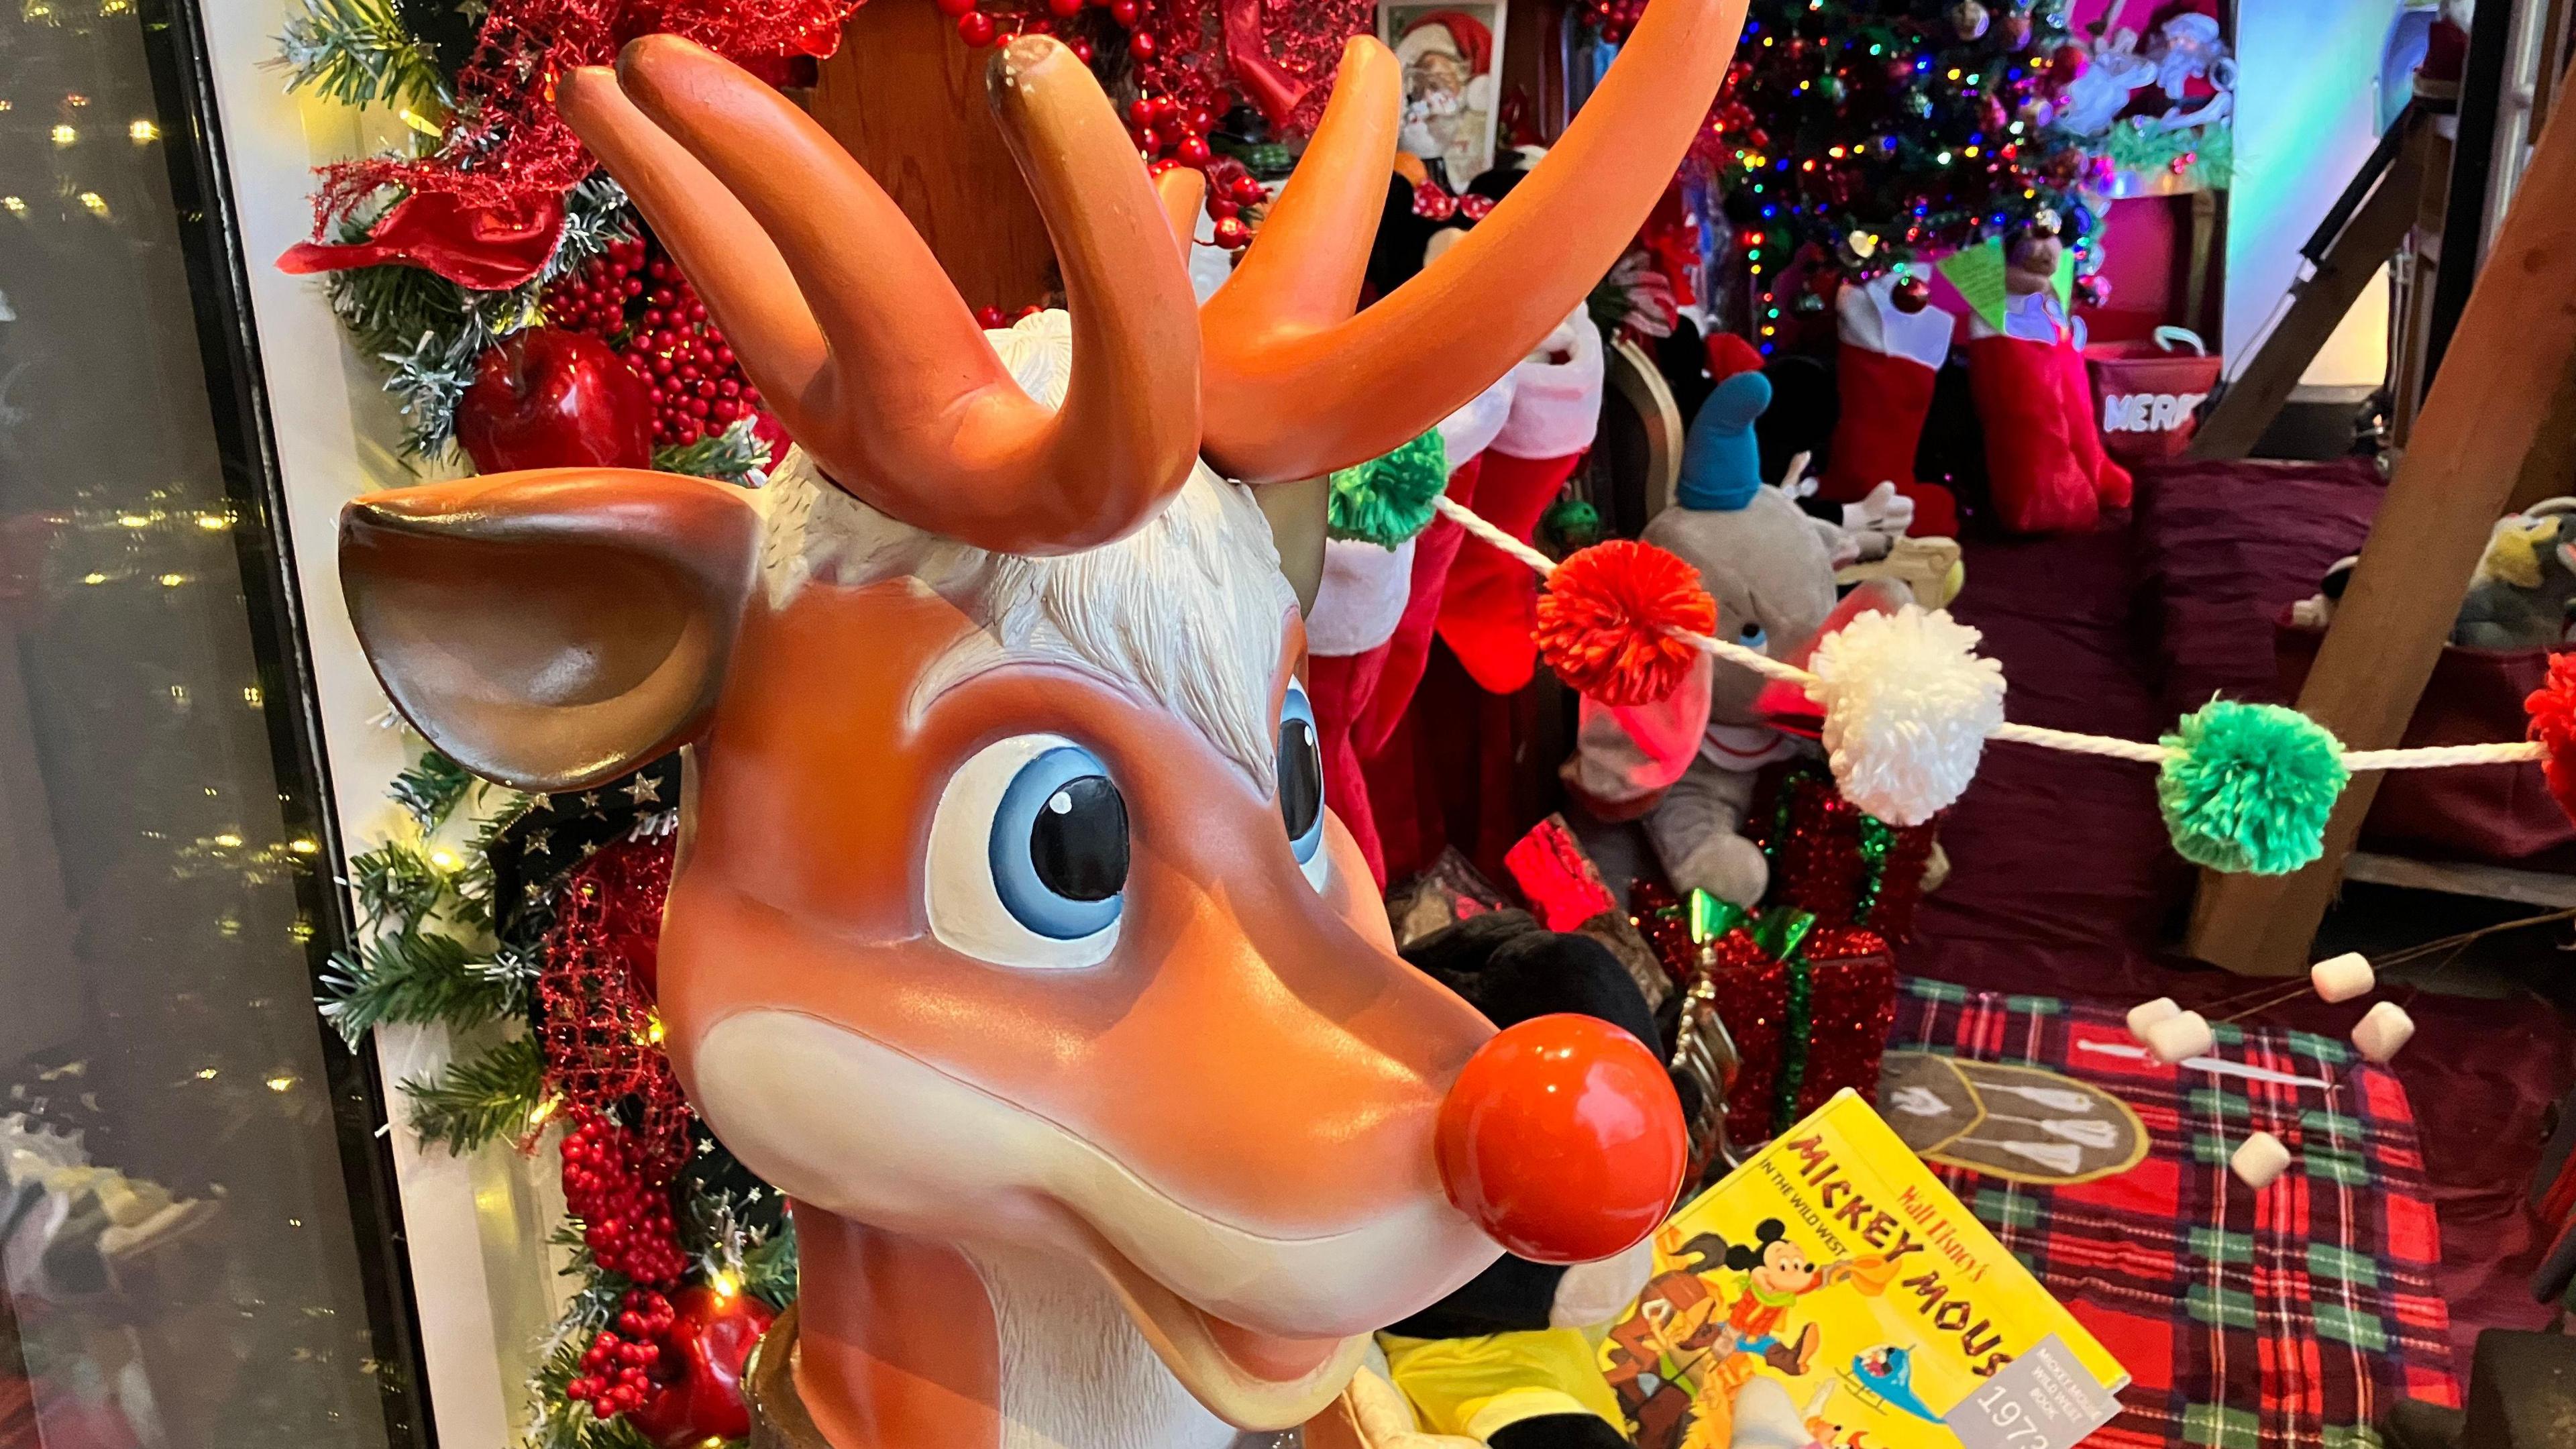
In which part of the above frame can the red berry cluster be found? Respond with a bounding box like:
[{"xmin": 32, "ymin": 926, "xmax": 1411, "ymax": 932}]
[
  {"xmin": 560, "ymin": 1114, "xmax": 687, "ymax": 1285},
  {"xmin": 934, "ymin": 0, "xmax": 1098, "ymax": 60},
  {"xmin": 540, "ymin": 235, "xmax": 771, "ymax": 451},
  {"xmin": 566, "ymin": 1287, "xmax": 676, "ymax": 1421},
  {"xmin": 1577, "ymin": 0, "xmax": 1648, "ymax": 42}
]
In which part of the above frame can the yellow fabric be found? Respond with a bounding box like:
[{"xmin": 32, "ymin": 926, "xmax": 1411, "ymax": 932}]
[{"xmin": 1377, "ymin": 1328, "xmax": 1626, "ymax": 1442}]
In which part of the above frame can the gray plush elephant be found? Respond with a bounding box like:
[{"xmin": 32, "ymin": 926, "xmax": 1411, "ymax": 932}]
[{"xmin": 1560, "ymin": 367, "xmax": 1847, "ymax": 906}]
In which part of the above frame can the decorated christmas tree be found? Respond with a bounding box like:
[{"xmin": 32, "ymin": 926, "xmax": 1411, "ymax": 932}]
[{"xmin": 1587, "ymin": 0, "xmax": 2100, "ymax": 337}]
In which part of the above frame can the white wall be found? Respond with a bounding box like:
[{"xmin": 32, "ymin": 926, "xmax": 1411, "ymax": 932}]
[
  {"xmin": 194, "ymin": 7, "xmax": 568, "ymax": 1444},
  {"xmin": 2224, "ymin": 0, "xmax": 2404, "ymax": 375}
]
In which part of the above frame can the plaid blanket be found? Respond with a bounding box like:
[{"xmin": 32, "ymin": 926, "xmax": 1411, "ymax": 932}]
[{"xmin": 1894, "ymin": 979, "xmax": 2460, "ymax": 1448}]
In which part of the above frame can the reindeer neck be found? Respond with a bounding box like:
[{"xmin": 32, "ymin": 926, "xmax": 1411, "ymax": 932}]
[{"xmin": 784, "ymin": 1210, "xmax": 1246, "ymax": 1449}]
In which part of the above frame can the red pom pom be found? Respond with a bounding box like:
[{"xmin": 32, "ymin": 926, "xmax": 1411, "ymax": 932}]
[
  {"xmin": 2527, "ymin": 651, "xmax": 2576, "ymax": 824},
  {"xmin": 1534, "ymin": 540, "xmax": 1717, "ymax": 706}
]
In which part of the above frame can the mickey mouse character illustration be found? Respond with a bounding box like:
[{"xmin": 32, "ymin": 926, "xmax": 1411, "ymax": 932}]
[{"xmin": 1719, "ymin": 1220, "xmax": 1894, "ymax": 1377}]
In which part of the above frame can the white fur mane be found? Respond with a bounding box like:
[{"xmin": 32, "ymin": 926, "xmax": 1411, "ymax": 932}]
[{"xmin": 755, "ymin": 311, "xmax": 1297, "ymax": 791}]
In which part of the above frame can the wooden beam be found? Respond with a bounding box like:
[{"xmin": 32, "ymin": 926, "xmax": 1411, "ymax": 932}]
[
  {"xmin": 2185, "ymin": 50, "xmax": 2576, "ymax": 974},
  {"xmin": 806, "ymin": 0, "xmax": 1058, "ymax": 313},
  {"xmin": 2190, "ymin": 123, "xmax": 2428, "ymax": 460}
]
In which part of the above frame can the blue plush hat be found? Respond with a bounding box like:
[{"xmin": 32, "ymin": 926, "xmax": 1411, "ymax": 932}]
[{"xmin": 1674, "ymin": 368, "xmax": 1772, "ymax": 511}]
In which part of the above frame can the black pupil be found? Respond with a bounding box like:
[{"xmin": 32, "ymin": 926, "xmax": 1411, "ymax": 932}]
[
  {"xmin": 1279, "ymin": 717, "xmax": 1322, "ymax": 842},
  {"xmin": 1030, "ymin": 775, "xmax": 1128, "ymax": 901}
]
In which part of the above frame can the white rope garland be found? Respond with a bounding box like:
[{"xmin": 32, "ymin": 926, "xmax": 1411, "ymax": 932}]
[{"xmin": 1432, "ymin": 494, "xmax": 2548, "ymax": 776}]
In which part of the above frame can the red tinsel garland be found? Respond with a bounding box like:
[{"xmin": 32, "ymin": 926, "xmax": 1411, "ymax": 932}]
[
  {"xmin": 539, "ymin": 836, "xmax": 692, "ymax": 1176},
  {"xmin": 311, "ymin": 0, "xmax": 862, "ymax": 234}
]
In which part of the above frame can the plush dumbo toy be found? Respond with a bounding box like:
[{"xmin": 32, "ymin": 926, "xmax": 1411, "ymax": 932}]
[{"xmin": 1561, "ymin": 341, "xmax": 1850, "ymax": 906}]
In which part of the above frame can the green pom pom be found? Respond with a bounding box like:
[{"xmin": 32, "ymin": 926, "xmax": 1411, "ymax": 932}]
[
  {"xmin": 2156, "ymin": 700, "xmax": 2350, "ymax": 875},
  {"xmin": 1326, "ymin": 430, "xmax": 1448, "ymax": 547}
]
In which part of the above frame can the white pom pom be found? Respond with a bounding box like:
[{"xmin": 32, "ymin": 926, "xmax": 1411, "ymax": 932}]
[
  {"xmin": 2127, "ymin": 997, "xmax": 2182, "ymax": 1041},
  {"xmin": 2230, "ymin": 1131, "xmax": 2291, "ymax": 1189},
  {"xmin": 1807, "ymin": 606, "xmax": 2007, "ymax": 826}
]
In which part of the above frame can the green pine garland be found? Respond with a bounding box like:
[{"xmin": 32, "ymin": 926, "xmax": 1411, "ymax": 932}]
[
  {"xmin": 276, "ymin": 0, "xmax": 453, "ymax": 115},
  {"xmin": 656, "ymin": 415, "xmax": 777, "ymax": 486},
  {"xmin": 400, "ymin": 1035, "xmax": 547, "ymax": 1155}
]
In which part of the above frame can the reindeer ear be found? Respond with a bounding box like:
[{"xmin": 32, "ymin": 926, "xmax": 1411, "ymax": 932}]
[{"xmin": 340, "ymin": 470, "xmax": 763, "ymax": 794}]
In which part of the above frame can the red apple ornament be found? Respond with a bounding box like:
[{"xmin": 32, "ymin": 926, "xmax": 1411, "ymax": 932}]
[
  {"xmin": 455, "ymin": 329, "xmax": 655, "ymax": 475},
  {"xmin": 1434, "ymin": 1014, "xmax": 1686, "ymax": 1264}
]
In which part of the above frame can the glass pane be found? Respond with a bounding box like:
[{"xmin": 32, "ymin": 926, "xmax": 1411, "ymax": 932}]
[{"xmin": 0, "ymin": 6, "xmax": 404, "ymax": 1449}]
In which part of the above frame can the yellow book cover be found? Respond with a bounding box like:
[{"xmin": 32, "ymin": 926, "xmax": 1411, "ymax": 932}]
[{"xmin": 1600, "ymin": 1090, "xmax": 2127, "ymax": 1449}]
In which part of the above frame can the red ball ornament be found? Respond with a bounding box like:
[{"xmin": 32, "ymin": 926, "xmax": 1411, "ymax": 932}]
[
  {"xmin": 626, "ymin": 1285, "xmax": 780, "ymax": 1449},
  {"xmin": 1212, "ymin": 215, "xmax": 1251, "ymax": 250},
  {"xmin": 1434, "ymin": 1015, "xmax": 1686, "ymax": 1264},
  {"xmin": 1890, "ymin": 275, "xmax": 1932, "ymax": 315},
  {"xmin": 1128, "ymin": 28, "xmax": 1157, "ymax": 58},
  {"xmin": 1534, "ymin": 539, "xmax": 1719, "ymax": 706},
  {"xmin": 1128, "ymin": 97, "xmax": 1158, "ymax": 127},
  {"xmin": 1174, "ymin": 133, "xmax": 1211, "ymax": 166},
  {"xmin": 957, "ymin": 9, "xmax": 996, "ymax": 44},
  {"xmin": 455, "ymin": 329, "xmax": 655, "ymax": 475},
  {"xmin": 1110, "ymin": 0, "xmax": 1139, "ymax": 21},
  {"xmin": 1069, "ymin": 38, "xmax": 1093, "ymax": 61},
  {"xmin": 1046, "ymin": 0, "xmax": 1084, "ymax": 16}
]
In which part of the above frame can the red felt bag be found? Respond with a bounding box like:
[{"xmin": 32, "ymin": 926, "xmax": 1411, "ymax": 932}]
[
  {"xmin": 2277, "ymin": 614, "xmax": 2576, "ymax": 863},
  {"xmin": 2087, "ymin": 327, "xmax": 2224, "ymax": 464}
]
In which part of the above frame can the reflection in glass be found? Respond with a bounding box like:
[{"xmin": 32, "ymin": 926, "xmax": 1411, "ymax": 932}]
[{"xmin": 0, "ymin": 5, "xmax": 401, "ymax": 1448}]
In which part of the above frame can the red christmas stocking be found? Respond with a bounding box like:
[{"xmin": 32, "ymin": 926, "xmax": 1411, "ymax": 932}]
[
  {"xmin": 1434, "ymin": 449, "xmax": 1585, "ymax": 694},
  {"xmin": 1357, "ymin": 455, "xmax": 1483, "ymax": 756},
  {"xmin": 1303, "ymin": 520, "xmax": 1430, "ymax": 888},
  {"xmin": 1434, "ymin": 311, "xmax": 1603, "ymax": 694},
  {"xmin": 1823, "ymin": 274, "xmax": 1960, "ymax": 537},
  {"xmin": 1305, "ymin": 649, "xmax": 1388, "ymax": 883},
  {"xmin": 1968, "ymin": 291, "xmax": 2131, "ymax": 534}
]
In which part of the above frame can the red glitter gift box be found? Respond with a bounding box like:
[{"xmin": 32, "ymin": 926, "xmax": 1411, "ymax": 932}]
[
  {"xmin": 1631, "ymin": 883, "xmax": 1895, "ymax": 1144},
  {"xmin": 1749, "ymin": 761, "xmax": 1940, "ymax": 941}
]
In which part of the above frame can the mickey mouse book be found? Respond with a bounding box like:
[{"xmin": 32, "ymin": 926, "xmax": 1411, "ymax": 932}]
[{"xmin": 1599, "ymin": 1091, "xmax": 2127, "ymax": 1449}]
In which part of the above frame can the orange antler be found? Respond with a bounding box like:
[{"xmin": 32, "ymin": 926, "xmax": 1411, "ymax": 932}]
[
  {"xmin": 561, "ymin": 35, "xmax": 1200, "ymax": 555},
  {"xmin": 1197, "ymin": 0, "xmax": 1752, "ymax": 484}
]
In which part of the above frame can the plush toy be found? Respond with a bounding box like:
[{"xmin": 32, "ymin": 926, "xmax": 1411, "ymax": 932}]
[
  {"xmin": 1373, "ymin": 909, "xmax": 1676, "ymax": 1449},
  {"xmin": 2453, "ymin": 501, "xmax": 2576, "ymax": 649},
  {"xmin": 1561, "ymin": 345, "xmax": 1847, "ymax": 906}
]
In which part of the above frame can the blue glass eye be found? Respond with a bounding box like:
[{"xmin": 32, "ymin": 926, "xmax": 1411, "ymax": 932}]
[
  {"xmin": 1737, "ymin": 620, "xmax": 1769, "ymax": 653},
  {"xmin": 1278, "ymin": 686, "xmax": 1324, "ymax": 865},
  {"xmin": 989, "ymin": 745, "xmax": 1128, "ymax": 941}
]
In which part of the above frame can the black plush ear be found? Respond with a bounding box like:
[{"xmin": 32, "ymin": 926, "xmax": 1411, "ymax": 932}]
[{"xmin": 341, "ymin": 469, "xmax": 763, "ymax": 794}]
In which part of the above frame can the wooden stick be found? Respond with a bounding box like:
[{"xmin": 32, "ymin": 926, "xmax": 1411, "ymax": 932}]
[{"xmin": 2187, "ymin": 50, "xmax": 2576, "ymax": 975}]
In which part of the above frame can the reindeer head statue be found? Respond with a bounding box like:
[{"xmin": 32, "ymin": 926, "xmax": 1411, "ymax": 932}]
[{"xmin": 339, "ymin": 9, "xmax": 1743, "ymax": 1446}]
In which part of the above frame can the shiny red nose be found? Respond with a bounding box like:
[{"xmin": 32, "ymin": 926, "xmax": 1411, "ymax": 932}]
[{"xmin": 1433, "ymin": 1014, "xmax": 1688, "ymax": 1264}]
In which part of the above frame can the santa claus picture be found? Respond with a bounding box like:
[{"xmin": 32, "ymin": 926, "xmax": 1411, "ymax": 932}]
[{"xmin": 1382, "ymin": 3, "xmax": 1505, "ymax": 186}]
